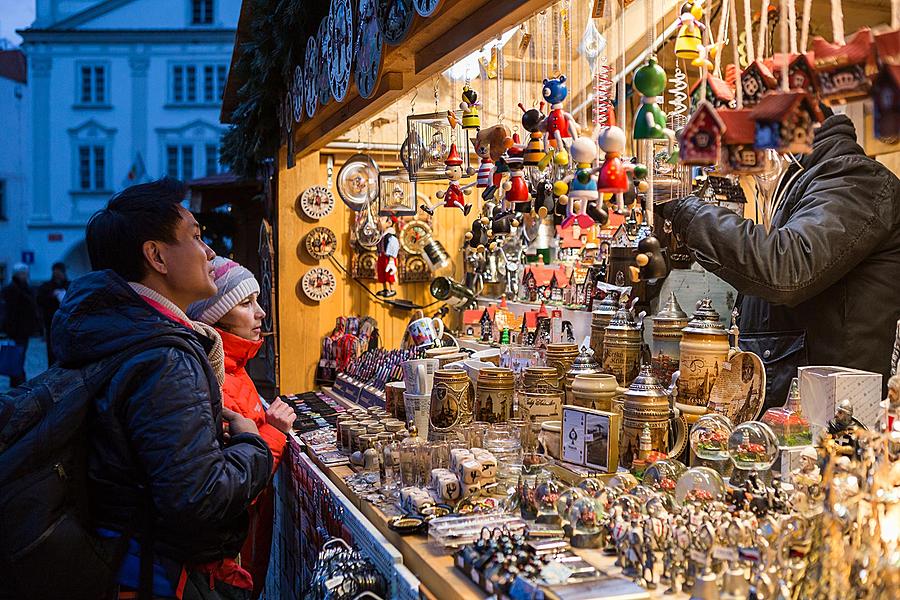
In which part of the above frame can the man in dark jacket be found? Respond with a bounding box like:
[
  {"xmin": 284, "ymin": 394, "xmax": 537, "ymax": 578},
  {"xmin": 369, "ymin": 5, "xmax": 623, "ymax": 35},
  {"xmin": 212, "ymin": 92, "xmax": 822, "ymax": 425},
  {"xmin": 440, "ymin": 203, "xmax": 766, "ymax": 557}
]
[
  {"xmin": 665, "ymin": 114, "xmax": 900, "ymax": 410},
  {"xmin": 53, "ymin": 178, "xmax": 272, "ymax": 598},
  {"xmin": 36, "ymin": 261, "xmax": 69, "ymax": 365},
  {"xmin": 1, "ymin": 263, "xmax": 39, "ymax": 386}
]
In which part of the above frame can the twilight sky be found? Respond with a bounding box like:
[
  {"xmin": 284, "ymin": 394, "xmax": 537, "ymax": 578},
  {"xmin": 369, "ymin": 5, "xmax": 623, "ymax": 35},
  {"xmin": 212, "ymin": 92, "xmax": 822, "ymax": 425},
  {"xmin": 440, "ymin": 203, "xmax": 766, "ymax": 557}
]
[{"xmin": 0, "ymin": 1, "xmax": 36, "ymax": 46}]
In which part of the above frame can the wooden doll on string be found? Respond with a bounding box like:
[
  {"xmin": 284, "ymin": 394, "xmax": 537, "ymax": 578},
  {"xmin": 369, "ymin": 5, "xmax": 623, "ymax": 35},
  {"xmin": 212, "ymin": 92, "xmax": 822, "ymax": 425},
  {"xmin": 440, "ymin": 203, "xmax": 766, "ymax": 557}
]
[
  {"xmin": 674, "ymin": 0, "xmax": 708, "ymax": 61},
  {"xmin": 376, "ymin": 218, "xmax": 400, "ymax": 297},
  {"xmin": 539, "ymin": 75, "xmax": 580, "ymax": 166},
  {"xmin": 558, "ymin": 137, "xmax": 603, "ymax": 233},
  {"xmin": 420, "ymin": 144, "xmax": 474, "ymax": 216}
]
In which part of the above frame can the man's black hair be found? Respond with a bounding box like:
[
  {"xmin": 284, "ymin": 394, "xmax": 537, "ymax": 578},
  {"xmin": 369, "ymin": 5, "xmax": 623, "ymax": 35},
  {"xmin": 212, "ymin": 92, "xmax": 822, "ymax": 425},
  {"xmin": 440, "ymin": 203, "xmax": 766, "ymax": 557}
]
[
  {"xmin": 51, "ymin": 262, "xmax": 66, "ymax": 272},
  {"xmin": 86, "ymin": 178, "xmax": 187, "ymax": 282}
]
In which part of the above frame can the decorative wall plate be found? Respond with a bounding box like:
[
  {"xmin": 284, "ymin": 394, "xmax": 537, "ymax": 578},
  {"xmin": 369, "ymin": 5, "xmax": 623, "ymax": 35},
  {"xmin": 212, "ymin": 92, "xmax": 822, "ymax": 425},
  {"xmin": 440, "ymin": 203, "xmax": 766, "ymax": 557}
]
[
  {"xmin": 304, "ymin": 36, "xmax": 319, "ymax": 119},
  {"xmin": 328, "ymin": 0, "xmax": 354, "ymax": 102},
  {"xmin": 305, "ymin": 226, "xmax": 338, "ymax": 259},
  {"xmin": 302, "ymin": 267, "xmax": 337, "ymax": 301},
  {"xmin": 413, "ymin": 0, "xmax": 441, "ymax": 17},
  {"xmin": 707, "ymin": 350, "xmax": 767, "ymax": 424},
  {"xmin": 299, "ymin": 186, "xmax": 335, "ymax": 219},
  {"xmin": 399, "ymin": 219, "xmax": 431, "ymax": 254},
  {"xmin": 378, "ymin": 0, "xmax": 414, "ymax": 46},
  {"xmin": 317, "ymin": 17, "xmax": 333, "ymax": 107},
  {"xmin": 291, "ymin": 64, "xmax": 304, "ymax": 124},
  {"xmin": 355, "ymin": 0, "xmax": 384, "ymax": 99}
]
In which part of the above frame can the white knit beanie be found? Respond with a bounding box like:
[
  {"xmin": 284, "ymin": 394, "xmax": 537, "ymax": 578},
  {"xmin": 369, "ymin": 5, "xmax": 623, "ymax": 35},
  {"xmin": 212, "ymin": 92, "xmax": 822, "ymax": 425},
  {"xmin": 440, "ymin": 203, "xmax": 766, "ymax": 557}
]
[{"xmin": 187, "ymin": 257, "xmax": 260, "ymax": 325}]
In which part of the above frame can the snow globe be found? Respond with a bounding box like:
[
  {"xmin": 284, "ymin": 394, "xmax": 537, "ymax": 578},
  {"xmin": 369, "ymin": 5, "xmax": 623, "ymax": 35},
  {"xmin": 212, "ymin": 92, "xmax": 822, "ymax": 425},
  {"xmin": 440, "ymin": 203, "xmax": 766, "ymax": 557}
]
[
  {"xmin": 760, "ymin": 378, "xmax": 812, "ymax": 447},
  {"xmin": 674, "ymin": 466, "xmax": 726, "ymax": 506},
  {"xmin": 691, "ymin": 413, "xmax": 734, "ymax": 460},
  {"xmin": 556, "ymin": 485, "xmax": 586, "ymax": 523},
  {"xmin": 642, "ymin": 458, "xmax": 687, "ymax": 497},
  {"xmin": 728, "ymin": 421, "xmax": 779, "ymax": 472},
  {"xmin": 568, "ymin": 496, "xmax": 604, "ymax": 548},
  {"xmin": 534, "ymin": 478, "xmax": 563, "ymax": 524}
]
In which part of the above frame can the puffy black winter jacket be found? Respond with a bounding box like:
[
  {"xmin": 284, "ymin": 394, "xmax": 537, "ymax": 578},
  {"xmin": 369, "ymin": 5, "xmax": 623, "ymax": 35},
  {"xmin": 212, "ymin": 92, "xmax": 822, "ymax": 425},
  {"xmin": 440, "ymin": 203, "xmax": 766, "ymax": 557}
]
[
  {"xmin": 51, "ymin": 270, "xmax": 273, "ymax": 563},
  {"xmin": 669, "ymin": 115, "xmax": 900, "ymax": 411}
]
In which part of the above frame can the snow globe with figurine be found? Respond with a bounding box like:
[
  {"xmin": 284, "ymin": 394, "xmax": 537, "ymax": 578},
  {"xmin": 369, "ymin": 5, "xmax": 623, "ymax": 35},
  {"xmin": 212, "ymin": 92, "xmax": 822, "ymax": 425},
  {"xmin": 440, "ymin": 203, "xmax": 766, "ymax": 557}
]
[
  {"xmin": 674, "ymin": 466, "xmax": 726, "ymax": 506},
  {"xmin": 728, "ymin": 421, "xmax": 779, "ymax": 472}
]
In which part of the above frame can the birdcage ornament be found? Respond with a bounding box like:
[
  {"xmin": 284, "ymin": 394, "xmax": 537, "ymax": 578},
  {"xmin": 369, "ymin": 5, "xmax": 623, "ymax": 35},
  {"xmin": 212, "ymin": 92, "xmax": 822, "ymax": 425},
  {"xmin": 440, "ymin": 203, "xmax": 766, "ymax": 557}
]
[
  {"xmin": 402, "ymin": 110, "xmax": 472, "ymax": 181},
  {"xmin": 377, "ymin": 168, "xmax": 418, "ymax": 216}
]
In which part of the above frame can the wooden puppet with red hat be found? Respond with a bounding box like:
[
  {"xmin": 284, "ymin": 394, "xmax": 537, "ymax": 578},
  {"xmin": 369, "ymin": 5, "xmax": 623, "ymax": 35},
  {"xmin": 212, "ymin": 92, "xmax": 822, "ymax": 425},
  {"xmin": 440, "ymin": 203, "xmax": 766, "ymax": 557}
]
[
  {"xmin": 502, "ymin": 133, "xmax": 531, "ymax": 213},
  {"xmin": 420, "ymin": 143, "xmax": 473, "ymax": 216}
]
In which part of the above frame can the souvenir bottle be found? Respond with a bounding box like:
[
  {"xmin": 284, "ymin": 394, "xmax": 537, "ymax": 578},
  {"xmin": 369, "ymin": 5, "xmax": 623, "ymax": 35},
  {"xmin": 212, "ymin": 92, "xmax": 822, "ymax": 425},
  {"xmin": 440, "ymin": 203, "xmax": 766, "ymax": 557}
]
[
  {"xmin": 601, "ymin": 305, "xmax": 642, "ymax": 388},
  {"xmin": 676, "ymin": 298, "xmax": 729, "ymax": 409},
  {"xmin": 621, "ymin": 365, "xmax": 688, "ymax": 468},
  {"xmin": 651, "ymin": 292, "xmax": 689, "ymax": 384}
]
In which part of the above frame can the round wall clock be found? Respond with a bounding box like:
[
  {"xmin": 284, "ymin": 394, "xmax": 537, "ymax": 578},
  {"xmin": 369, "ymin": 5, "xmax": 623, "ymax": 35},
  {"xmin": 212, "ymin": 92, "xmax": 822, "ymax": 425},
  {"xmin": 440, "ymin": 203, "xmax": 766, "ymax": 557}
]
[
  {"xmin": 413, "ymin": 0, "xmax": 441, "ymax": 17},
  {"xmin": 305, "ymin": 226, "xmax": 338, "ymax": 259},
  {"xmin": 378, "ymin": 0, "xmax": 414, "ymax": 46},
  {"xmin": 317, "ymin": 17, "xmax": 333, "ymax": 107},
  {"xmin": 291, "ymin": 64, "xmax": 304, "ymax": 124},
  {"xmin": 328, "ymin": 0, "xmax": 354, "ymax": 102},
  {"xmin": 303, "ymin": 36, "xmax": 319, "ymax": 119},
  {"xmin": 299, "ymin": 186, "xmax": 335, "ymax": 219},
  {"xmin": 301, "ymin": 267, "xmax": 337, "ymax": 301},
  {"xmin": 399, "ymin": 219, "xmax": 431, "ymax": 254},
  {"xmin": 355, "ymin": 0, "xmax": 383, "ymax": 99}
]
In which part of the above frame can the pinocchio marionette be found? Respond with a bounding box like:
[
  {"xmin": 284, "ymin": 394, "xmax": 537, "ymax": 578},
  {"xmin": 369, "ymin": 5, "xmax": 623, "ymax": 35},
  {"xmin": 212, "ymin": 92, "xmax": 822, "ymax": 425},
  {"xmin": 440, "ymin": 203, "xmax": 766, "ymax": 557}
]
[
  {"xmin": 376, "ymin": 219, "xmax": 400, "ymax": 297},
  {"xmin": 421, "ymin": 143, "xmax": 473, "ymax": 216}
]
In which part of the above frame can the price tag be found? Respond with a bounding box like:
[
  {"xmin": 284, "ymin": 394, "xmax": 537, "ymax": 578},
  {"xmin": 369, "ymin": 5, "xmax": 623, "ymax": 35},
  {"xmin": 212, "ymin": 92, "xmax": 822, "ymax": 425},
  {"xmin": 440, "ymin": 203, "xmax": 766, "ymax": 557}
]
[{"xmin": 542, "ymin": 561, "xmax": 575, "ymax": 585}]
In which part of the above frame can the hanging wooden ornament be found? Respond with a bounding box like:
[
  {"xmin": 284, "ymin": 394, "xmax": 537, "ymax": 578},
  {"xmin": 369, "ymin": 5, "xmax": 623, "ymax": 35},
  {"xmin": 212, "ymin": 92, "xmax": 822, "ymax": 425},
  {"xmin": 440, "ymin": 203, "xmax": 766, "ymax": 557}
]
[
  {"xmin": 632, "ymin": 58, "xmax": 675, "ymax": 143},
  {"xmin": 596, "ymin": 124, "xmax": 631, "ymax": 194},
  {"xmin": 689, "ymin": 75, "xmax": 735, "ymax": 109},
  {"xmin": 558, "ymin": 137, "xmax": 602, "ymax": 230},
  {"xmin": 740, "ymin": 60, "xmax": 778, "ymax": 107},
  {"xmin": 813, "ymin": 28, "xmax": 876, "ymax": 103},
  {"xmin": 674, "ymin": 0, "xmax": 707, "ymax": 61},
  {"xmin": 679, "ymin": 100, "xmax": 725, "ymax": 165},
  {"xmin": 539, "ymin": 75, "xmax": 580, "ymax": 165},
  {"xmin": 750, "ymin": 92, "xmax": 823, "ymax": 154},
  {"xmin": 718, "ymin": 109, "xmax": 766, "ymax": 174}
]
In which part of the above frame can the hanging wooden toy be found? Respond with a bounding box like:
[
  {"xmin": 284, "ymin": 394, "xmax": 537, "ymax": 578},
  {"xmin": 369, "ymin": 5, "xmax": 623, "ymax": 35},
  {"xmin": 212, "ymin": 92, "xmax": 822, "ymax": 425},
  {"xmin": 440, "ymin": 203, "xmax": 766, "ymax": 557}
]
[
  {"xmin": 812, "ymin": 0, "xmax": 875, "ymax": 105},
  {"xmin": 767, "ymin": 53, "xmax": 819, "ymax": 97},
  {"xmin": 420, "ymin": 144, "xmax": 473, "ymax": 216},
  {"xmin": 596, "ymin": 124, "xmax": 631, "ymax": 194},
  {"xmin": 750, "ymin": 92, "xmax": 823, "ymax": 153},
  {"xmin": 679, "ymin": 100, "xmax": 726, "ymax": 165},
  {"xmin": 376, "ymin": 220, "xmax": 400, "ymax": 297},
  {"xmin": 872, "ymin": 30, "xmax": 900, "ymax": 142},
  {"xmin": 630, "ymin": 235, "xmax": 668, "ymax": 282},
  {"xmin": 632, "ymin": 57, "xmax": 675, "ymax": 144},
  {"xmin": 503, "ymin": 134, "xmax": 531, "ymax": 214},
  {"xmin": 472, "ymin": 124, "xmax": 514, "ymax": 194},
  {"xmin": 674, "ymin": 0, "xmax": 707, "ymax": 60},
  {"xmin": 539, "ymin": 75, "xmax": 580, "ymax": 165},
  {"xmin": 558, "ymin": 137, "xmax": 603, "ymax": 231},
  {"xmin": 459, "ymin": 85, "xmax": 481, "ymax": 129},
  {"xmin": 689, "ymin": 75, "xmax": 735, "ymax": 109},
  {"xmin": 531, "ymin": 176, "xmax": 557, "ymax": 219},
  {"xmin": 519, "ymin": 103, "xmax": 547, "ymax": 166},
  {"xmin": 740, "ymin": 60, "xmax": 778, "ymax": 107}
]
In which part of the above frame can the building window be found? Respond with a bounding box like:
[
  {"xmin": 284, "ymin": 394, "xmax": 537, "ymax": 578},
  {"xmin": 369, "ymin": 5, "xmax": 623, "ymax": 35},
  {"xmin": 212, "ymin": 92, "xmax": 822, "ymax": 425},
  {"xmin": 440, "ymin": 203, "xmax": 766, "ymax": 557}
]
[
  {"xmin": 170, "ymin": 63, "xmax": 226, "ymax": 105},
  {"xmin": 0, "ymin": 179, "xmax": 6, "ymax": 220},
  {"xmin": 78, "ymin": 64, "xmax": 107, "ymax": 104},
  {"xmin": 78, "ymin": 145, "xmax": 107, "ymax": 191},
  {"xmin": 191, "ymin": 0, "xmax": 214, "ymax": 25},
  {"xmin": 205, "ymin": 144, "xmax": 221, "ymax": 176},
  {"xmin": 167, "ymin": 144, "xmax": 194, "ymax": 180}
]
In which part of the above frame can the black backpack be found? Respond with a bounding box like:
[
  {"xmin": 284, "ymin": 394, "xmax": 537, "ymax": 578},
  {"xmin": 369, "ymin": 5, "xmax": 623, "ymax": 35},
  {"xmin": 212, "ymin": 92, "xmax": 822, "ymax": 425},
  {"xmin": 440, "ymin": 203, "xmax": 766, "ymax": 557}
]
[{"xmin": 0, "ymin": 335, "xmax": 196, "ymax": 600}]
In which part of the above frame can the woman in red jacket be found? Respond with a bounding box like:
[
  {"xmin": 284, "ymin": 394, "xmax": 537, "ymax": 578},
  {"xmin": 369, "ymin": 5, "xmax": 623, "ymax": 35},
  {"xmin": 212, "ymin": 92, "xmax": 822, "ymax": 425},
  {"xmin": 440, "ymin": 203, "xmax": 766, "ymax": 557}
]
[{"xmin": 188, "ymin": 257, "xmax": 295, "ymax": 599}]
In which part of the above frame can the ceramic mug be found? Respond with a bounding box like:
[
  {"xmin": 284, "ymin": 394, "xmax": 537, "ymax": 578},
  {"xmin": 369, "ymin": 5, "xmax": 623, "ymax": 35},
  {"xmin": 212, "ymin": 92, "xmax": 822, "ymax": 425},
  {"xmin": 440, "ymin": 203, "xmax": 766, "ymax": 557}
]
[
  {"xmin": 472, "ymin": 348, "xmax": 501, "ymax": 365},
  {"xmin": 384, "ymin": 381, "xmax": 407, "ymax": 422},
  {"xmin": 425, "ymin": 346, "xmax": 458, "ymax": 359},
  {"xmin": 401, "ymin": 358, "xmax": 439, "ymax": 395},
  {"xmin": 408, "ymin": 316, "xmax": 445, "ymax": 348},
  {"xmin": 539, "ymin": 420, "xmax": 562, "ymax": 459},
  {"xmin": 571, "ymin": 373, "xmax": 626, "ymax": 412}
]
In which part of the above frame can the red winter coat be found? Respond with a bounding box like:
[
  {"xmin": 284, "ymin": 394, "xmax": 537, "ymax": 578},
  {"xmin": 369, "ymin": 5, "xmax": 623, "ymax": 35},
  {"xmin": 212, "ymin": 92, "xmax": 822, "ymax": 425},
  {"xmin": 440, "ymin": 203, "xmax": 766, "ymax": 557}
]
[{"xmin": 219, "ymin": 328, "xmax": 286, "ymax": 597}]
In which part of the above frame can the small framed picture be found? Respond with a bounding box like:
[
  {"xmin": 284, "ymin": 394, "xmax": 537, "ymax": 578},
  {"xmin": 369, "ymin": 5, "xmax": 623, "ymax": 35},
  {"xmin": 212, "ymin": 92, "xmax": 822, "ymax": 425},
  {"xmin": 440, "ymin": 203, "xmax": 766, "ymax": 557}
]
[{"xmin": 561, "ymin": 405, "xmax": 620, "ymax": 473}]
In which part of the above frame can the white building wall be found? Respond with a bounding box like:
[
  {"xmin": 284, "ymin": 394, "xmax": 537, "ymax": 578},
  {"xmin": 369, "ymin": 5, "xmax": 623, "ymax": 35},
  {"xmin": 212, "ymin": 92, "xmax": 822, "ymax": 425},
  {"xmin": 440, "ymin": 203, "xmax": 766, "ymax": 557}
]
[
  {"xmin": 21, "ymin": 0, "xmax": 240, "ymax": 280},
  {"xmin": 0, "ymin": 70, "xmax": 29, "ymax": 282}
]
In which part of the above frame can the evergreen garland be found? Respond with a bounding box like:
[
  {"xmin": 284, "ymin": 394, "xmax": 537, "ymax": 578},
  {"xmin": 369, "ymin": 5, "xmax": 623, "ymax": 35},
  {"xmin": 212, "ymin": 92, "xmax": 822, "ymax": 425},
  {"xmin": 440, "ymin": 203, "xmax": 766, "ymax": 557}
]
[{"xmin": 220, "ymin": 0, "xmax": 315, "ymax": 177}]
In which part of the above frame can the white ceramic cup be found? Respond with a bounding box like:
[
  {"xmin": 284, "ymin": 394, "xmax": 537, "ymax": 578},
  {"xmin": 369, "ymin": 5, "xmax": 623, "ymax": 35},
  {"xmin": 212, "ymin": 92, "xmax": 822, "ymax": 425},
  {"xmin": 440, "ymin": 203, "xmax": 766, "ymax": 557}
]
[
  {"xmin": 401, "ymin": 358, "xmax": 439, "ymax": 396},
  {"xmin": 408, "ymin": 316, "xmax": 445, "ymax": 348},
  {"xmin": 403, "ymin": 392, "xmax": 432, "ymax": 440}
]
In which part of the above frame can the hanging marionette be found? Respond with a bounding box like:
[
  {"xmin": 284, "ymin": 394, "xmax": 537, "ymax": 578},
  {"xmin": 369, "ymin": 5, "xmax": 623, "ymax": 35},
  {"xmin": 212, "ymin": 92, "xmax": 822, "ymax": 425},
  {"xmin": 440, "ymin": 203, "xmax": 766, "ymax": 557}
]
[
  {"xmin": 633, "ymin": 57, "xmax": 675, "ymax": 145},
  {"xmin": 471, "ymin": 124, "xmax": 513, "ymax": 192},
  {"xmin": 674, "ymin": 0, "xmax": 707, "ymax": 61},
  {"xmin": 376, "ymin": 219, "xmax": 400, "ymax": 297},
  {"xmin": 459, "ymin": 85, "xmax": 481, "ymax": 129},
  {"xmin": 420, "ymin": 144, "xmax": 473, "ymax": 216},
  {"xmin": 519, "ymin": 103, "xmax": 547, "ymax": 167},
  {"xmin": 558, "ymin": 137, "xmax": 607, "ymax": 231},
  {"xmin": 503, "ymin": 133, "xmax": 531, "ymax": 214},
  {"xmin": 539, "ymin": 75, "xmax": 580, "ymax": 165}
]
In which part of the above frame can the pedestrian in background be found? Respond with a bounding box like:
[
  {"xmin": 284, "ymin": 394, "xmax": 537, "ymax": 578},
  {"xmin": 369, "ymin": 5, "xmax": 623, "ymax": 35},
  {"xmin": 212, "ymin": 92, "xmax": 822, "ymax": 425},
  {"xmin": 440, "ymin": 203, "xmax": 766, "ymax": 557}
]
[
  {"xmin": 1, "ymin": 263, "xmax": 39, "ymax": 386},
  {"xmin": 37, "ymin": 261, "xmax": 69, "ymax": 365}
]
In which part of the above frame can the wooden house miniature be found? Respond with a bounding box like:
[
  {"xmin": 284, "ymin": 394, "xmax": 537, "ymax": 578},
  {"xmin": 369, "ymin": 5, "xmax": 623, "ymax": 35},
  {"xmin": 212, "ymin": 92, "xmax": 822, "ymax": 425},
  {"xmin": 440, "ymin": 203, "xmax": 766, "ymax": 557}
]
[
  {"xmin": 767, "ymin": 53, "xmax": 819, "ymax": 97},
  {"xmin": 750, "ymin": 92, "xmax": 823, "ymax": 154},
  {"xmin": 479, "ymin": 305, "xmax": 497, "ymax": 342},
  {"xmin": 689, "ymin": 75, "xmax": 735, "ymax": 109},
  {"xmin": 462, "ymin": 308, "xmax": 483, "ymax": 337},
  {"xmin": 520, "ymin": 310, "xmax": 539, "ymax": 345},
  {"xmin": 679, "ymin": 100, "xmax": 725, "ymax": 165},
  {"xmin": 698, "ymin": 175, "xmax": 746, "ymax": 215},
  {"xmin": 557, "ymin": 226, "xmax": 585, "ymax": 262},
  {"xmin": 521, "ymin": 265, "xmax": 571, "ymax": 303},
  {"xmin": 873, "ymin": 31, "xmax": 900, "ymax": 142},
  {"xmin": 568, "ymin": 264, "xmax": 591, "ymax": 306},
  {"xmin": 717, "ymin": 108, "xmax": 766, "ymax": 174},
  {"xmin": 813, "ymin": 28, "xmax": 875, "ymax": 103},
  {"xmin": 740, "ymin": 60, "xmax": 778, "ymax": 106}
]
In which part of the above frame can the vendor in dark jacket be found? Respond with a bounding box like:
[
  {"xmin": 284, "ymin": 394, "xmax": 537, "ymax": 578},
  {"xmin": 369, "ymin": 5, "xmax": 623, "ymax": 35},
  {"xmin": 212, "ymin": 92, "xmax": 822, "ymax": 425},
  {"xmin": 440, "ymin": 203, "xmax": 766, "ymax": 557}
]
[
  {"xmin": 53, "ymin": 178, "xmax": 273, "ymax": 599},
  {"xmin": 665, "ymin": 114, "xmax": 900, "ymax": 410}
]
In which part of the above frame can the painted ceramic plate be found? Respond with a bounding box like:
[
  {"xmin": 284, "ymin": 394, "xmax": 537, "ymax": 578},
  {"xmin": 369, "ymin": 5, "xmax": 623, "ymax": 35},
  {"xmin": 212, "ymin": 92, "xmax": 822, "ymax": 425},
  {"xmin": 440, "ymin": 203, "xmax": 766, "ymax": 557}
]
[
  {"xmin": 305, "ymin": 226, "xmax": 337, "ymax": 259},
  {"xmin": 291, "ymin": 65, "xmax": 304, "ymax": 124},
  {"xmin": 378, "ymin": 0, "xmax": 414, "ymax": 46},
  {"xmin": 299, "ymin": 186, "xmax": 335, "ymax": 219},
  {"xmin": 303, "ymin": 36, "xmax": 319, "ymax": 119},
  {"xmin": 328, "ymin": 0, "xmax": 354, "ymax": 102},
  {"xmin": 413, "ymin": 0, "xmax": 441, "ymax": 17},
  {"xmin": 316, "ymin": 17, "xmax": 332, "ymax": 107},
  {"xmin": 301, "ymin": 267, "xmax": 337, "ymax": 301},
  {"xmin": 355, "ymin": 0, "xmax": 383, "ymax": 99}
]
